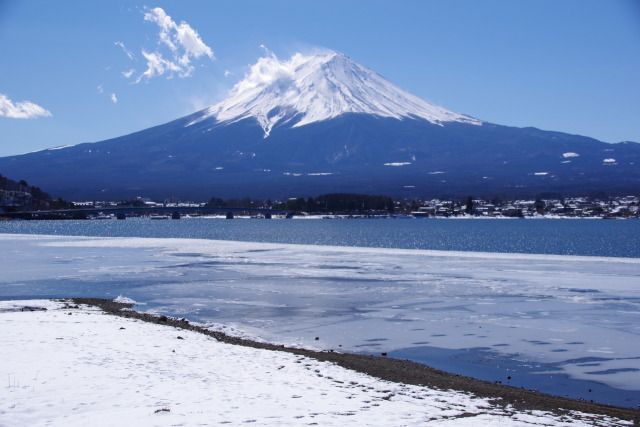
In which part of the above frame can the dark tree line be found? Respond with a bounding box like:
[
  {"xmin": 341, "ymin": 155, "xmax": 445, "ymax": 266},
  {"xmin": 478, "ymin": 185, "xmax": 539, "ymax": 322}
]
[
  {"xmin": 205, "ymin": 193, "xmax": 395, "ymax": 214},
  {"xmin": 310, "ymin": 193, "xmax": 395, "ymax": 213},
  {"xmin": 0, "ymin": 174, "xmax": 70, "ymax": 211}
]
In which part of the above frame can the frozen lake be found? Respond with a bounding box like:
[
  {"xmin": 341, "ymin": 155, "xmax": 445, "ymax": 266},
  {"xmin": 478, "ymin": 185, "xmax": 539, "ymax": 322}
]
[{"xmin": 1, "ymin": 229, "xmax": 639, "ymax": 407}]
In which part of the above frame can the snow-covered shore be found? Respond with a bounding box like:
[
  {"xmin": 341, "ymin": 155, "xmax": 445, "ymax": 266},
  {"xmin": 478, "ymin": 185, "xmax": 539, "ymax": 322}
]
[{"xmin": 0, "ymin": 299, "xmax": 633, "ymax": 426}]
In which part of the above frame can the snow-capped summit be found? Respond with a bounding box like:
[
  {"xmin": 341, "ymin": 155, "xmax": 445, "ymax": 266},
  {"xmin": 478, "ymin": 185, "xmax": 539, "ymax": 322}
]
[{"xmin": 188, "ymin": 51, "xmax": 481, "ymax": 136}]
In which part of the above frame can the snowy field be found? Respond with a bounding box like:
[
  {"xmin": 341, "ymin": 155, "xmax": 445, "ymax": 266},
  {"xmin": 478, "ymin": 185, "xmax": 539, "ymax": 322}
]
[
  {"xmin": 1, "ymin": 234, "xmax": 640, "ymax": 407},
  {"xmin": 0, "ymin": 299, "xmax": 631, "ymax": 426}
]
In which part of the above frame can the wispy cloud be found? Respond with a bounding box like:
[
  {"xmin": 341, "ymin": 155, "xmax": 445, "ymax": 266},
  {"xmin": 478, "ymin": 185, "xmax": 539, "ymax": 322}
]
[
  {"xmin": 0, "ymin": 93, "xmax": 51, "ymax": 119},
  {"xmin": 145, "ymin": 7, "xmax": 213, "ymax": 60},
  {"xmin": 124, "ymin": 7, "xmax": 214, "ymax": 83},
  {"xmin": 115, "ymin": 41, "xmax": 135, "ymax": 60},
  {"xmin": 136, "ymin": 50, "xmax": 182, "ymax": 82},
  {"xmin": 259, "ymin": 44, "xmax": 273, "ymax": 56},
  {"xmin": 121, "ymin": 69, "xmax": 136, "ymax": 79},
  {"xmin": 97, "ymin": 84, "xmax": 118, "ymax": 105}
]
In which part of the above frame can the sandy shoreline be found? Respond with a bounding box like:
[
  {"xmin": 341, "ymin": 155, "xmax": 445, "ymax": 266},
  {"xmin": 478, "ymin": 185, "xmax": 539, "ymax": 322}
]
[{"xmin": 71, "ymin": 298, "xmax": 639, "ymax": 424}]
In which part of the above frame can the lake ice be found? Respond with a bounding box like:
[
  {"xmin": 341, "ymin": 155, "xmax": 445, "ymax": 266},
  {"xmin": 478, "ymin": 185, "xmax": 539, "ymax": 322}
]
[{"xmin": 1, "ymin": 233, "xmax": 639, "ymax": 407}]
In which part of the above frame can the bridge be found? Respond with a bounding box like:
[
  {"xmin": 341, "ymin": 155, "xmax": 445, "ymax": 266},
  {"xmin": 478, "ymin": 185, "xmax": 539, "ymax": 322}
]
[{"xmin": 1, "ymin": 205, "xmax": 295, "ymax": 220}]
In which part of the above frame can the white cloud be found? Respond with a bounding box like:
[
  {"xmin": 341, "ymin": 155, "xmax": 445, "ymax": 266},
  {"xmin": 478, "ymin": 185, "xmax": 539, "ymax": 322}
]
[
  {"xmin": 121, "ymin": 69, "xmax": 136, "ymax": 79},
  {"xmin": 229, "ymin": 49, "xmax": 335, "ymax": 97},
  {"xmin": 132, "ymin": 7, "xmax": 213, "ymax": 82},
  {"xmin": 259, "ymin": 44, "xmax": 273, "ymax": 56},
  {"xmin": 0, "ymin": 93, "xmax": 52, "ymax": 119},
  {"xmin": 115, "ymin": 41, "xmax": 135, "ymax": 60},
  {"xmin": 232, "ymin": 51, "xmax": 296, "ymax": 93},
  {"xmin": 224, "ymin": 70, "xmax": 233, "ymax": 77},
  {"xmin": 97, "ymin": 84, "xmax": 104, "ymax": 94},
  {"xmin": 136, "ymin": 50, "xmax": 182, "ymax": 83},
  {"xmin": 110, "ymin": 93, "xmax": 118, "ymax": 104},
  {"xmin": 174, "ymin": 20, "xmax": 213, "ymax": 59}
]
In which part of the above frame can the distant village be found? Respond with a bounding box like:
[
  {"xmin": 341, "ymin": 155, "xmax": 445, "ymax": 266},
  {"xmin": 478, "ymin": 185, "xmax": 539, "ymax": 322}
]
[
  {"xmin": 59, "ymin": 194, "xmax": 640, "ymax": 219},
  {"xmin": 2, "ymin": 174, "xmax": 638, "ymax": 219},
  {"xmin": 404, "ymin": 195, "xmax": 639, "ymax": 219}
]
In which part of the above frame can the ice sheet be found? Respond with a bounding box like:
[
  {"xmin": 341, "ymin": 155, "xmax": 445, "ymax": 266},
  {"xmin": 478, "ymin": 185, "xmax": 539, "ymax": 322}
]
[{"xmin": 1, "ymin": 234, "xmax": 639, "ymax": 404}]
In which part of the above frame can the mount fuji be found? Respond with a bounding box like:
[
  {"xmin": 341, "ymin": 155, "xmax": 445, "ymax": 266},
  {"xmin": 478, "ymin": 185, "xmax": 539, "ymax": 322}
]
[{"xmin": 1, "ymin": 51, "xmax": 638, "ymax": 200}]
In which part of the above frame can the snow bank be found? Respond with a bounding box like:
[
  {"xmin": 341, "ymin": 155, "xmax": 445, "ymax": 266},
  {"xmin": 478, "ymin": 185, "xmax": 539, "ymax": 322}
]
[{"xmin": 0, "ymin": 300, "xmax": 628, "ymax": 426}]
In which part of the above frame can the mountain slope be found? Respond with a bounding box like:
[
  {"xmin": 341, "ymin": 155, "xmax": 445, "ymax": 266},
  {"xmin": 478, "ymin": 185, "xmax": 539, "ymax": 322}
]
[{"xmin": 0, "ymin": 51, "xmax": 638, "ymax": 200}]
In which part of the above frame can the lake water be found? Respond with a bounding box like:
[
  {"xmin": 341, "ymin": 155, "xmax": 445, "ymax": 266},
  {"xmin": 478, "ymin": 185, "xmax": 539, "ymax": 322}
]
[
  {"xmin": 2, "ymin": 216, "xmax": 639, "ymax": 257},
  {"xmin": 1, "ymin": 217, "xmax": 639, "ymax": 408}
]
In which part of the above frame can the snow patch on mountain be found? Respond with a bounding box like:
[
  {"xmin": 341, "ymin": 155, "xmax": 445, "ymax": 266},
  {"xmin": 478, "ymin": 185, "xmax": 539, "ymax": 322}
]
[
  {"xmin": 188, "ymin": 51, "xmax": 481, "ymax": 136},
  {"xmin": 48, "ymin": 145, "xmax": 75, "ymax": 151},
  {"xmin": 384, "ymin": 162, "xmax": 411, "ymax": 166}
]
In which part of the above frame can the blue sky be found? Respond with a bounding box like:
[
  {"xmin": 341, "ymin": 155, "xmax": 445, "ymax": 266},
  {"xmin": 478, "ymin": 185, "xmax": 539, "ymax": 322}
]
[{"xmin": 1, "ymin": 0, "xmax": 639, "ymax": 157}]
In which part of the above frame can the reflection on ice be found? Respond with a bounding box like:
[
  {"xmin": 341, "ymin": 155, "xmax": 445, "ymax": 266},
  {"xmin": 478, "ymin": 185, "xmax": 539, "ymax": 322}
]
[{"xmin": 1, "ymin": 234, "xmax": 639, "ymax": 407}]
